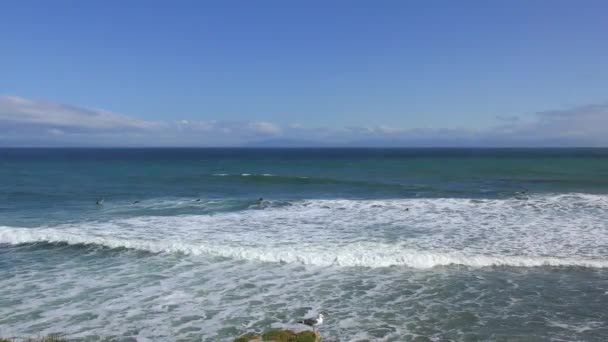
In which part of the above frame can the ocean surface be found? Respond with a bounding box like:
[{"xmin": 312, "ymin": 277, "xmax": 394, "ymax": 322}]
[{"xmin": 1, "ymin": 148, "xmax": 608, "ymax": 341}]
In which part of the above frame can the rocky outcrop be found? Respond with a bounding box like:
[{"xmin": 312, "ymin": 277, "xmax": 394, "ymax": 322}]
[{"xmin": 234, "ymin": 329, "xmax": 321, "ymax": 342}]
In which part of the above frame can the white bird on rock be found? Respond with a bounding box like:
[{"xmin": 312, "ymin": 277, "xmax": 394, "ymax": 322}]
[{"xmin": 298, "ymin": 313, "xmax": 324, "ymax": 331}]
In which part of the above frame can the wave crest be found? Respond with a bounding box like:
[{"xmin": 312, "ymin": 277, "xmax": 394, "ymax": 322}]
[
  {"xmin": 210, "ymin": 173, "xmax": 424, "ymax": 190},
  {"xmin": 2, "ymin": 226, "xmax": 607, "ymax": 269}
]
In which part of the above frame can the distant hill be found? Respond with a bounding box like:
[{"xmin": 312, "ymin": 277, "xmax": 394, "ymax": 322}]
[
  {"xmin": 246, "ymin": 138, "xmax": 475, "ymax": 148},
  {"xmin": 244, "ymin": 138, "xmax": 344, "ymax": 147}
]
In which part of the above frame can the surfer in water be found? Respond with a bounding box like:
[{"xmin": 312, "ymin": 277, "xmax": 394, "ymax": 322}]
[
  {"xmin": 96, "ymin": 198, "xmax": 104, "ymax": 206},
  {"xmin": 515, "ymin": 188, "xmax": 529, "ymax": 199}
]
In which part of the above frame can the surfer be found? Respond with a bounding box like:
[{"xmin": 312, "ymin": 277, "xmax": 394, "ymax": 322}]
[
  {"xmin": 194, "ymin": 198, "xmax": 201, "ymax": 202},
  {"xmin": 96, "ymin": 198, "xmax": 104, "ymax": 206},
  {"xmin": 132, "ymin": 201, "xmax": 140, "ymax": 204},
  {"xmin": 515, "ymin": 189, "xmax": 529, "ymax": 200}
]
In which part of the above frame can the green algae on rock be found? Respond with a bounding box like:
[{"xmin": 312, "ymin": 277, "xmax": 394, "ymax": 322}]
[
  {"xmin": 0, "ymin": 337, "xmax": 68, "ymax": 342},
  {"xmin": 234, "ymin": 329, "xmax": 320, "ymax": 342}
]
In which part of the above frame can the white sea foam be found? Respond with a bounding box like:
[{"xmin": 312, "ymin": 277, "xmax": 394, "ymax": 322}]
[
  {"xmin": 1, "ymin": 226, "xmax": 607, "ymax": 268},
  {"xmin": 2, "ymin": 193, "xmax": 608, "ymax": 269},
  {"xmin": 2, "ymin": 239, "xmax": 606, "ymax": 341},
  {"xmin": 211, "ymin": 173, "xmax": 289, "ymax": 178},
  {"xmin": 3, "ymin": 194, "xmax": 608, "ymax": 341}
]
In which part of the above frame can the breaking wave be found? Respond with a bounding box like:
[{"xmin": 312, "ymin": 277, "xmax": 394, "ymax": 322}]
[
  {"xmin": 2, "ymin": 193, "xmax": 608, "ymax": 269},
  {"xmin": 2, "ymin": 230, "xmax": 607, "ymax": 269}
]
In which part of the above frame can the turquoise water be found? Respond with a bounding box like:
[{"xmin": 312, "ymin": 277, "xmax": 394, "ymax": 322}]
[{"xmin": 1, "ymin": 148, "xmax": 608, "ymax": 341}]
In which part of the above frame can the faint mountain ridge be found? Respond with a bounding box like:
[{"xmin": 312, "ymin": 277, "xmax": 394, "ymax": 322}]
[{"xmin": 244, "ymin": 138, "xmax": 344, "ymax": 147}]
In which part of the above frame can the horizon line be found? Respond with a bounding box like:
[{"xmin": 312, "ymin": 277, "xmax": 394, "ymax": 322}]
[{"xmin": 1, "ymin": 146, "xmax": 607, "ymax": 149}]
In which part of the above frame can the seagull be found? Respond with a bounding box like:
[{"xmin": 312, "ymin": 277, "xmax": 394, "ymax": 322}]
[{"xmin": 298, "ymin": 313, "xmax": 324, "ymax": 331}]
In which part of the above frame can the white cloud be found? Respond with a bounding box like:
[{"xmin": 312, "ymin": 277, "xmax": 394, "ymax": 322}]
[
  {"xmin": 375, "ymin": 125, "xmax": 404, "ymax": 134},
  {"xmin": 47, "ymin": 128, "xmax": 65, "ymax": 136},
  {"xmin": 175, "ymin": 120, "xmax": 281, "ymax": 137},
  {"xmin": 0, "ymin": 95, "xmax": 162, "ymax": 132},
  {"xmin": 176, "ymin": 119, "xmax": 215, "ymax": 132},
  {"xmin": 247, "ymin": 121, "xmax": 282, "ymax": 135},
  {"xmin": 489, "ymin": 104, "xmax": 608, "ymax": 145},
  {"xmin": 1, "ymin": 95, "xmax": 608, "ymax": 147}
]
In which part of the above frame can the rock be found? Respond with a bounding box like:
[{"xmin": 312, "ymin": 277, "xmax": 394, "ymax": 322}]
[{"xmin": 234, "ymin": 329, "xmax": 321, "ymax": 342}]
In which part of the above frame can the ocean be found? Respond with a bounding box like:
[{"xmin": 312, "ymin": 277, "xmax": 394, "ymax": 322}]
[{"xmin": 1, "ymin": 148, "xmax": 607, "ymax": 341}]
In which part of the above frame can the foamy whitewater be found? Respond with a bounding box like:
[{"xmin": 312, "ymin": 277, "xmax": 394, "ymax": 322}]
[{"xmin": 1, "ymin": 148, "xmax": 608, "ymax": 341}]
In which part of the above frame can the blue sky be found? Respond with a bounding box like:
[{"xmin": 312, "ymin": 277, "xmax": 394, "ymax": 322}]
[{"xmin": 1, "ymin": 0, "xmax": 607, "ymax": 146}]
